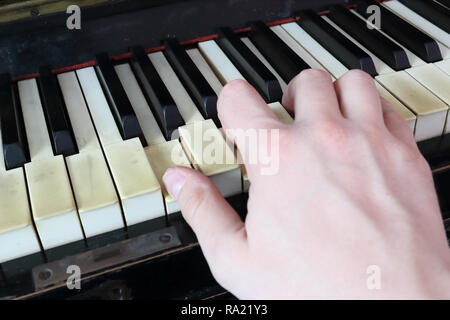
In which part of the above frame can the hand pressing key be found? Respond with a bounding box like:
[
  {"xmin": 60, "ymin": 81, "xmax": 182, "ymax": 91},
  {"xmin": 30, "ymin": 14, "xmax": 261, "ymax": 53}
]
[{"xmin": 163, "ymin": 69, "xmax": 450, "ymax": 299}]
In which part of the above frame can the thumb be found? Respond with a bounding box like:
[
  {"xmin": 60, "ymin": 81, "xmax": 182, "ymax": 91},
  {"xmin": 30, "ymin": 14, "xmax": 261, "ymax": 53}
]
[{"xmin": 163, "ymin": 166, "xmax": 249, "ymax": 279}]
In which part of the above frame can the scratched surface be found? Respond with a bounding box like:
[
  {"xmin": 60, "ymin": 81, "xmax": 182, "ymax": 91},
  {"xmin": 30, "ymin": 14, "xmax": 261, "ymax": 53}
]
[{"xmin": 0, "ymin": 0, "xmax": 349, "ymax": 77}]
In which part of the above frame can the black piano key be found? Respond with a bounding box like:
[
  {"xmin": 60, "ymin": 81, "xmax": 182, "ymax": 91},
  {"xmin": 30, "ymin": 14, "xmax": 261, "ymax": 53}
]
[
  {"xmin": 248, "ymin": 21, "xmax": 311, "ymax": 83},
  {"xmin": 296, "ymin": 10, "xmax": 377, "ymax": 76},
  {"xmin": 0, "ymin": 74, "xmax": 29, "ymax": 170},
  {"xmin": 356, "ymin": 0, "xmax": 442, "ymax": 63},
  {"xmin": 216, "ymin": 27, "xmax": 283, "ymax": 103},
  {"xmin": 434, "ymin": 169, "xmax": 450, "ymax": 220},
  {"xmin": 398, "ymin": 0, "xmax": 450, "ymax": 33},
  {"xmin": 419, "ymin": 133, "xmax": 450, "ymax": 170},
  {"xmin": 163, "ymin": 38, "xmax": 220, "ymax": 126},
  {"xmin": 428, "ymin": 0, "xmax": 450, "ymax": 14},
  {"xmin": 37, "ymin": 67, "xmax": 78, "ymax": 157},
  {"xmin": 95, "ymin": 53, "xmax": 147, "ymax": 146},
  {"xmin": 327, "ymin": 5, "xmax": 411, "ymax": 71},
  {"xmin": 436, "ymin": 0, "xmax": 450, "ymax": 9},
  {"xmin": 130, "ymin": 46, "xmax": 184, "ymax": 141}
]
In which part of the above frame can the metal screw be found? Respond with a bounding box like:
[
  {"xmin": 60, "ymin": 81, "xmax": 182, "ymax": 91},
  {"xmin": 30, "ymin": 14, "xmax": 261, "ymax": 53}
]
[
  {"xmin": 159, "ymin": 233, "xmax": 172, "ymax": 243},
  {"xmin": 30, "ymin": 8, "xmax": 40, "ymax": 16},
  {"xmin": 38, "ymin": 268, "xmax": 53, "ymax": 281}
]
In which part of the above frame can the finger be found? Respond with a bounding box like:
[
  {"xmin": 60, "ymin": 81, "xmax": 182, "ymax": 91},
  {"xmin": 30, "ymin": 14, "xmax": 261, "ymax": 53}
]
[
  {"xmin": 218, "ymin": 79, "xmax": 281, "ymax": 136},
  {"xmin": 282, "ymin": 69, "xmax": 341, "ymax": 121},
  {"xmin": 334, "ymin": 70, "xmax": 383, "ymax": 126},
  {"xmin": 380, "ymin": 97, "xmax": 416, "ymax": 145},
  {"xmin": 163, "ymin": 166, "xmax": 249, "ymax": 280},
  {"xmin": 218, "ymin": 80, "xmax": 283, "ymax": 180}
]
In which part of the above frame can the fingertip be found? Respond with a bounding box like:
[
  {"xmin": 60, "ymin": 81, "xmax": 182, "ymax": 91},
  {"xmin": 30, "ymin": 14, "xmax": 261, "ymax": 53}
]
[
  {"xmin": 163, "ymin": 166, "xmax": 191, "ymax": 199},
  {"xmin": 297, "ymin": 68, "xmax": 332, "ymax": 82},
  {"xmin": 339, "ymin": 69, "xmax": 375, "ymax": 86},
  {"xmin": 221, "ymin": 79, "xmax": 253, "ymax": 96},
  {"xmin": 217, "ymin": 79, "xmax": 279, "ymax": 133}
]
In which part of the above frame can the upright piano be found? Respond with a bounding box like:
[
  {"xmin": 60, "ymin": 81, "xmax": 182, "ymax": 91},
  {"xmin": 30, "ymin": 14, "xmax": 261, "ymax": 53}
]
[{"xmin": 0, "ymin": 0, "xmax": 449, "ymax": 299}]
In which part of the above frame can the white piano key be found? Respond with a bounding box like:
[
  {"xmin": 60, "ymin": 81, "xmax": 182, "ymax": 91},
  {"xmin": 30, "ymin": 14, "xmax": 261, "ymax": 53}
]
[
  {"xmin": 374, "ymin": 82, "xmax": 417, "ymax": 132},
  {"xmin": 58, "ymin": 71, "xmax": 124, "ymax": 237},
  {"xmin": 322, "ymin": 16, "xmax": 396, "ymax": 75},
  {"xmin": 436, "ymin": 59, "xmax": 450, "ymax": 76},
  {"xmin": 405, "ymin": 63, "xmax": 450, "ymax": 110},
  {"xmin": 148, "ymin": 51, "xmax": 205, "ymax": 124},
  {"xmin": 18, "ymin": 78, "xmax": 83, "ymax": 250},
  {"xmin": 19, "ymin": 81, "xmax": 53, "ymax": 161},
  {"xmin": 58, "ymin": 73, "xmax": 100, "ymax": 153},
  {"xmin": 145, "ymin": 140, "xmax": 192, "ymax": 213},
  {"xmin": 198, "ymin": 40, "xmax": 246, "ymax": 84},
  {"xmin": 76, "ymin": 69, "xmax": 123, "ymax": 147},
  {"xmin": 115, "ymin": 63, "xmax": 192, "ymax": 213},
  {"xmin": 269, "ymin": 101, "xmax": 294, "ymax": 125},
  {"xmin": 270, "ymin": 25, "xmax": 334, "ymax": 78},
  {"xmin": 76, "ymin": 67, "xmax": 165, "ymax": 226},
  {"xmin": 240, "ymin": 37, "xmax": 288, "ymax": 92},
  {"xmin": 148, "ymin": 52, "xmax": 241, "ymax": 196},
  {"xmin": 436, "ymin": 43, "xmax": 449, "ymax": 60},
  {"xmin": 114, "ymin": 64, "xmax": 166, "ymax": 146},
  {"xmin": 281, "ymin": 22, "xmax": 348, "ymax": 79},
  {"xmin": 376, "ymin": 71, "xmax": 448, "ymax": 141},
  {"xmin": 179, "ymin": 119, "xmax": 241, "ymax": 197},
  {"xmin": 0, "ymin": 122, "xmax": 41, "ymax": 263},
  {"xmin": 187, "ymin": 48, "xmax": 224, "ymax": 96},
  {"xmin": 383, "ymin": 0, "xmax": 450, "ymax": 49}
]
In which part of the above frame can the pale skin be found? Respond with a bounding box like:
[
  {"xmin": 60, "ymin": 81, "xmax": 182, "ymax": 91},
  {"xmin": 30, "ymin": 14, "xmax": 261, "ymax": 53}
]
[{"xmin": 162, "ymin": 69, "xmax": 450, "ymax": 299}]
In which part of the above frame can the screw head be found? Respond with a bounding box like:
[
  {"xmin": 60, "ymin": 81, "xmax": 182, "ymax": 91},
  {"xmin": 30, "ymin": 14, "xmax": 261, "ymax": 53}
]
[
  {"xmin": 159, "ymin": 233, "xmax": 172, "ymax": 243},
  {"xmin": 38, "ymin": 268, "xmax": 53, "ymax": 281},
  {"xmin": 30, "ymin": 8, "xmax": 40, "ymax": 16}
]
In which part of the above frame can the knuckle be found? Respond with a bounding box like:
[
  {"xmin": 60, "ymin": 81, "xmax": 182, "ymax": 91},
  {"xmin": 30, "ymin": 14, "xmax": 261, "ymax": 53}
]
[{"xmin": 313, "ymin": 118, "xmax": 350, "ymax": 147}]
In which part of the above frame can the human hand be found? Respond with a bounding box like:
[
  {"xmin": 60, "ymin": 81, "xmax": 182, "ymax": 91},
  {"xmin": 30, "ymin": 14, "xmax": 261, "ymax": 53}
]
[{"xmin": 163, "ymin": 69, "xmax": 450, "ymax": 299}]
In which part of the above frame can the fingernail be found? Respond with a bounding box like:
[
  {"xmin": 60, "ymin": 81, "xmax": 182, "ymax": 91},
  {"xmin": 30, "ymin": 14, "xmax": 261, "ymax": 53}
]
[{"xmin": 163, "ymin": 167, "xmax": 186, "ymax": 199}]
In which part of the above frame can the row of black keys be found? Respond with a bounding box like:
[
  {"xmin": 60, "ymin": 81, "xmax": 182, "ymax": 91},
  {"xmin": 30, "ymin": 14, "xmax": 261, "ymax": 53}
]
[{"xmin": 1, "ymin": 0, "xmax": 448, "ymax": 171}]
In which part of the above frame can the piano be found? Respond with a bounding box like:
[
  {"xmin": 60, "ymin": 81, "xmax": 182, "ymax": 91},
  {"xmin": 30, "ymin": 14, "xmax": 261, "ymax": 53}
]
[{"xmin": 0, "ymin": 0, "xmax": 449, "ymax": 300}]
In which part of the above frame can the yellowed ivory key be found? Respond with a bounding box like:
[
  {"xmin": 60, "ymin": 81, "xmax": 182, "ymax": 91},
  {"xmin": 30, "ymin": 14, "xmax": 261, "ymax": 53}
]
[
  {"xmin": 18, "ymin": 78, "xmax": 83, "ymax": 250},
  {"xmin": 115, "ymin": 62, "xmax": 192, "ymax": 214},
  {"xmin": 58, "ymin": 71, "xmax": 124, "ymax": 237},
  {"xmin": 77, "ymin": 67, "xmax": 165, "ymax": 226},
  {"xmin": 0, "ymin": 122, "xmax": 40, "ymax": 262},
  {"xmin": 148, "ymin": 51, "xmax": 242, "ymax": 197}
]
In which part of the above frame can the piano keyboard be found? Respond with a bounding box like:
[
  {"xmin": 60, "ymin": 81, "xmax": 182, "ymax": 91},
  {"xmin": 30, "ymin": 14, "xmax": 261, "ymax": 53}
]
[{"xmin": 1, "ymin": 0, "xmax": 449, "ymax": 264}]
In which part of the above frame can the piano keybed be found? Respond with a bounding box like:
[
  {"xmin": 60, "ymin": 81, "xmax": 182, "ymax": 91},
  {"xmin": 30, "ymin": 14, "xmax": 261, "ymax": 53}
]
[{"xmin": 0, "ymin": 0, "xmax": 449, "ymax": 299}]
